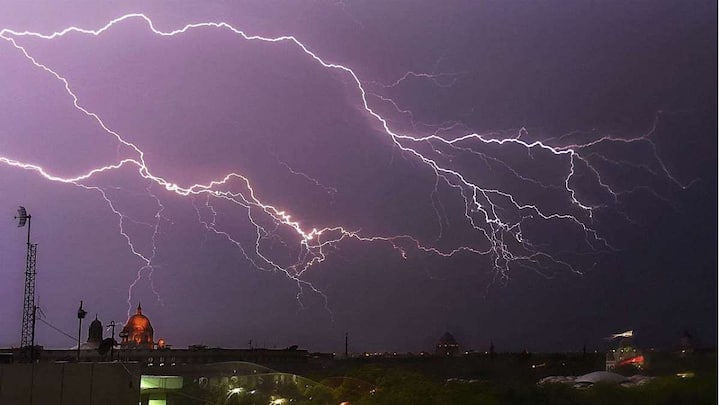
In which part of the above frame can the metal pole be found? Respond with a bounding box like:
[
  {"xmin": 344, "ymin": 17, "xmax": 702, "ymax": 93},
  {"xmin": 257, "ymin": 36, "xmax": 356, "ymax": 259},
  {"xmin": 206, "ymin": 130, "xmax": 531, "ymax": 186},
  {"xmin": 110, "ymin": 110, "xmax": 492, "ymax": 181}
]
[
  {"xmin": 109, "ymin": 321, "xmax": 116, "ymax": 361},
  {"xmin": 76, "ymin": 301, "xmax": 86, "ymax": 362},
  {"xmin": 30, "ymin": 305, "xmax": 36, "ymax": 362}
]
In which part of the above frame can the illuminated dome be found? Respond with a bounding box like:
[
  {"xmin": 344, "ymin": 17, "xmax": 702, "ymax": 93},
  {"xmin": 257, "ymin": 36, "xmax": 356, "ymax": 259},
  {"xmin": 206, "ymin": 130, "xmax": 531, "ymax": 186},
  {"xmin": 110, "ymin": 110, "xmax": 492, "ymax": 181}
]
[{"xmin": 119, "ymin": 303, "xmax": 154, "ymax": 349}]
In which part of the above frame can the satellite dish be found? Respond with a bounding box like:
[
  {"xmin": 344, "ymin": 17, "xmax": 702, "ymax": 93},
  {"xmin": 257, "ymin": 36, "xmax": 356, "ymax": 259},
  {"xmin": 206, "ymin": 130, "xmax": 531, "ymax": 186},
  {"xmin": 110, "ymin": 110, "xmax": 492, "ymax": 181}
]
[{"xmin": 16, "ymin": 206, "xmax": 28, "ymax": 227}]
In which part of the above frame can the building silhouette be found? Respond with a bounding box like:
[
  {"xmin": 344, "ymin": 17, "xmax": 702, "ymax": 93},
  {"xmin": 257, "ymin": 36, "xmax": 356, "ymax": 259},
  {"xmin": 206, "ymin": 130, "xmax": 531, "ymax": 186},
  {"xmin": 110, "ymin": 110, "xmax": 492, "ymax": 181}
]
[{"xmin": 436, "ymin": 332, "xmax": 460, "ymax": 356}]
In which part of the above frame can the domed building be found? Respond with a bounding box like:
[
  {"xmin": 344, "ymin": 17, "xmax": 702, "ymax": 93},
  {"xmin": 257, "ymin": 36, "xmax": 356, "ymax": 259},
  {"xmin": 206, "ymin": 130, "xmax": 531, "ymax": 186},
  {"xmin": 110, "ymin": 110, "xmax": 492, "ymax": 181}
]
[
  {"xmin": 87, "ymin": 315, "xmax": 103, "ymax": 347},
  {"xmin": 77, "ymin": 315, "xmax": 104, "ymax": 350},
  {"xmin": 436, "ymin": 332, "xmax": 460, "ymax": 356},
  {"xmin": 119, "ymin": 303, "xmax": 154, "ymax": 349}
]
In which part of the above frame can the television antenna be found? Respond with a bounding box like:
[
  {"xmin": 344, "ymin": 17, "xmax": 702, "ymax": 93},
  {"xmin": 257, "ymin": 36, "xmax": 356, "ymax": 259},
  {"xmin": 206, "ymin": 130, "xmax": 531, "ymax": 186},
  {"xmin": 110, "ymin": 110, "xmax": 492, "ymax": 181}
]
[{"xmin": 15, "ymin": 206, "xmax": 37, "ymax": 361}]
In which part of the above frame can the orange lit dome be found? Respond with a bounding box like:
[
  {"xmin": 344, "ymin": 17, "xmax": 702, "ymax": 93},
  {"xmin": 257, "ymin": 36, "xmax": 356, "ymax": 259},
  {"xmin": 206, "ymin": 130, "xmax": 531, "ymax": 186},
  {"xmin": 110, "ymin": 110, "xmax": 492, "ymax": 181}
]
[{"xmin": 119, "ymin": 303, "xmax": 154, "ymax": 349}]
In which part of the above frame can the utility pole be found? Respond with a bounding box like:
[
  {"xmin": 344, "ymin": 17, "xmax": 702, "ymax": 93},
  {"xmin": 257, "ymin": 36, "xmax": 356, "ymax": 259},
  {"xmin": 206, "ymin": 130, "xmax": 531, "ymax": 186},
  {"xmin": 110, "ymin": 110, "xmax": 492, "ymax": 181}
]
[
  {"xmin": 31, "ymin": 304, "xmax": 37, "ymax": 360},
  {"xmin": 15, "ymin": 206, "xmax": 37, "ymax": 362},
  {"xmin": 107, "ymin": 321, "xmax": 117, "ymax": 361},
  {"xmin": 77, "ymin": 301, "xmax": 87, "ymax": 362}
]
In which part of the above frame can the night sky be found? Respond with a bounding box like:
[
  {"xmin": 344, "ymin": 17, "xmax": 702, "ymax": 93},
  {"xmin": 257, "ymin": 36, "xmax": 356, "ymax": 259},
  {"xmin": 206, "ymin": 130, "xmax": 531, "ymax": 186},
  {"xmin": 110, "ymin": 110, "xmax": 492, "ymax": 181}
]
[{"xmin": 0, "ymin": 1, "xmax": 716, "ymax": 354}]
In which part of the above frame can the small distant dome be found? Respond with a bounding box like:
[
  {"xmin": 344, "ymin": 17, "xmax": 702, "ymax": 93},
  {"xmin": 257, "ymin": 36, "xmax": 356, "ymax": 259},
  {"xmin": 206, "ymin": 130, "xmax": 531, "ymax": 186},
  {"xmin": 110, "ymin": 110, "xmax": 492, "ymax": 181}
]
[
  {"xmin": 436, "ymin": 332, "xmax": 460, "ymax": 356},
  {"xmin": 88, "ymin": 315, "xmax": 103, "ymax": 344},
  {"xmin": 438, "ymin": 332, "xmax": 458, "ymax": 346},
  {"xmin": 120, "ymin": 303, "xmax": 154, "ymax": 349}
]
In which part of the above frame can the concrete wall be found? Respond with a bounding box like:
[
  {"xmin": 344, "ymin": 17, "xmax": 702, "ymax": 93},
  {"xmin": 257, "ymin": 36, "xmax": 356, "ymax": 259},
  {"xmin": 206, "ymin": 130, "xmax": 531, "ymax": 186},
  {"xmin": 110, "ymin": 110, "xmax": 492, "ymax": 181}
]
[{"xmin": 0, "ymin": 362, "xmax": 140, "ymax": 405}]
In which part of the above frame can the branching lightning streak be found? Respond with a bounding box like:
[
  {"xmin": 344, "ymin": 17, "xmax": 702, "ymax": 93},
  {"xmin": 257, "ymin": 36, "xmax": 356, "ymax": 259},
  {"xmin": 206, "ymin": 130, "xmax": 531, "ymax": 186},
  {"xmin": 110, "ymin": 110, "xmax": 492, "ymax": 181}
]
[
  {"xmin": 277, "ymin": 161, "xmax": 338, "ymax": 196},
  {"xmin": 126, "ymin": 183, "xmax": 166, "ymax": 313},
  {"xmin": 369, "ymin": 71, "xmax": 462, "ymax": 89},
  {"xmin": 0, "ymin": 14, "xmax": 689, "ymax": 311}
]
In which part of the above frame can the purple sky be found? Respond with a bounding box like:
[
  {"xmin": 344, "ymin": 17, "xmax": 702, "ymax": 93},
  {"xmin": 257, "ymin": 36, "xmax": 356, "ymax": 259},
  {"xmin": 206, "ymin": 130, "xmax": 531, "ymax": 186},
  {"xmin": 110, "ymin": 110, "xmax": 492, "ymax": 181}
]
[{"xmin": 0, "ymin": 1, "xmax": 716, "ymax": 353}]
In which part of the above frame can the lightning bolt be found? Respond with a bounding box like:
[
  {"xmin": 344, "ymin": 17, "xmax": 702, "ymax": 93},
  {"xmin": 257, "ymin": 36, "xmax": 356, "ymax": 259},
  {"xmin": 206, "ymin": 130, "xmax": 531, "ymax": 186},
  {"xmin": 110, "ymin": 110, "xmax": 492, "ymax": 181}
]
[
  {"xmin": 0, "ymin": 14, "xmax": 691, "ymax": 314},
  {"xmin": 368, "ymin": 70, "xmax": 462, "ymax": 89}
]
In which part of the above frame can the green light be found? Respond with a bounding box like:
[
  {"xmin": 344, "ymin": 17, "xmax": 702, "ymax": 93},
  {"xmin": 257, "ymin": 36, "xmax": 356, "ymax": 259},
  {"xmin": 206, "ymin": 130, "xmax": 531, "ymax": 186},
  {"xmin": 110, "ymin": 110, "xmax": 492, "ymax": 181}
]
[{"xmin": 141, "ymin": 375, "xmax": 183, "ymax": 391}]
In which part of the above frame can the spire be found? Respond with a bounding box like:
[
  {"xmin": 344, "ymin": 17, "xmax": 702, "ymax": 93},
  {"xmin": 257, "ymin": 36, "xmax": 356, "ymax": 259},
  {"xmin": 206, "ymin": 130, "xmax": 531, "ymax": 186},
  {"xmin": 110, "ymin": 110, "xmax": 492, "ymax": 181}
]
[
  {"xmin": 137, "ymin": 302, "xmax": 142, "ymax": 315},
  {"xmin": 88, "ymin": 314, "xmax": 103, "ymax": 343}
]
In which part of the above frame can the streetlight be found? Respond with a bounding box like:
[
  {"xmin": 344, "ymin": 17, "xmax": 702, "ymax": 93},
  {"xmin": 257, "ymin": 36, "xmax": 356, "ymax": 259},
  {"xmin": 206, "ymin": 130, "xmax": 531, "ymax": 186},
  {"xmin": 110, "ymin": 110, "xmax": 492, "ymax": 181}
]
[{"xmin": 77, "ymin": 301, "xmax": 87, "ymax": 361}]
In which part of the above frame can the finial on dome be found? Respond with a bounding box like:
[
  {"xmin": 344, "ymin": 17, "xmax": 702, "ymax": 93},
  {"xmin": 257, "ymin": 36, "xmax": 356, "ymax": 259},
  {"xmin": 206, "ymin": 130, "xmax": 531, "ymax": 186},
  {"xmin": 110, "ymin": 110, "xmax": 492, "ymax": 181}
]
[{"xmin": 137, "ymin": 302, "xmax": 142, "ymax": 315}]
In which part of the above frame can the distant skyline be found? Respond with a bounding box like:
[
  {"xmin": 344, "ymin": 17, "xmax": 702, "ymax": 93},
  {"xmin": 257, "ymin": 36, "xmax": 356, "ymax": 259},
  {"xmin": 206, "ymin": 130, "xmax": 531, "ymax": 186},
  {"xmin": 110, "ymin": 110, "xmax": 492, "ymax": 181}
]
[{"xmin": 0, "ymin": 1, "xmax": 716, "ymax": 353}]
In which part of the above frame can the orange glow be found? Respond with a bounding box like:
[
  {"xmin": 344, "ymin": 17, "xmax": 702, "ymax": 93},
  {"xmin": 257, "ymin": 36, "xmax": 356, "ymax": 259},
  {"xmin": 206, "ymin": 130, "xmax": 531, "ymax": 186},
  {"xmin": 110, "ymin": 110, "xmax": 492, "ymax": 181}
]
[
  {"xmin": 120, "ymin": 303, "xmax": 154, "ymax": 349},
  {"xmin": 618, "ymin": 355, "xmax": 644, "ymax": 367}
]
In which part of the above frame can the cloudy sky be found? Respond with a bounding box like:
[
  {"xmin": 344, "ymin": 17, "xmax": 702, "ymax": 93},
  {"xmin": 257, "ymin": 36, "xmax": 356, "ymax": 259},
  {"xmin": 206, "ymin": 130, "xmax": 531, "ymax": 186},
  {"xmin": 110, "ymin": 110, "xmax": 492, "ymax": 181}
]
[{"xmin": 0, "ymin": 1, "xmax": 716, "ymax": 353}]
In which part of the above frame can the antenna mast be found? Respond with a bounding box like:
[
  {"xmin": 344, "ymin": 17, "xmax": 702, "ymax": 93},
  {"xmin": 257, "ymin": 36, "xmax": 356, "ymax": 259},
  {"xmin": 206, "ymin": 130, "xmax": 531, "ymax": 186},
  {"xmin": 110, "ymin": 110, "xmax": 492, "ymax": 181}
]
[{"xmin": 15, "ymin": 206, "xmax": 37, "ymax": 360}]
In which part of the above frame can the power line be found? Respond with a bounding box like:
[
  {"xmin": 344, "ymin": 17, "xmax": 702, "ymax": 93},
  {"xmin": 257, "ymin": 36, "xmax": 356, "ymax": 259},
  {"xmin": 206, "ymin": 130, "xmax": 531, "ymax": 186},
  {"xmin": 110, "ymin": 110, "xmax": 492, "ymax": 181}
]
[{"xmin": 37, "ymin": 318, "xmax": 76, "ymax": 342}]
